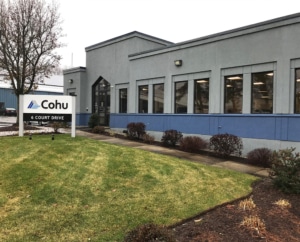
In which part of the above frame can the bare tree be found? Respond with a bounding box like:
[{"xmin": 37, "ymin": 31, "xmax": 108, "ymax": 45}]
[{"xmin": 0, "ymin": 0, "xmax": 64, "ymax": 123}]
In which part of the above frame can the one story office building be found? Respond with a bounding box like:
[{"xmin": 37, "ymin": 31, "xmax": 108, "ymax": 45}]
[{"xmin": 63, "ymin": 13, "xmax": 300, "ymax": 154}]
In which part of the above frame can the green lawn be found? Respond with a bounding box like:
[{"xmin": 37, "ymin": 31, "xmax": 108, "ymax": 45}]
[{"xmin": 0, "ymin": 134, "xmax": 257, "ymax": 241}]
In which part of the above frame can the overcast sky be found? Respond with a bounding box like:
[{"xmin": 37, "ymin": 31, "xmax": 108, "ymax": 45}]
[{"xmin": 56, "ymin": 0, "xmax": 299, "ymax": 68}]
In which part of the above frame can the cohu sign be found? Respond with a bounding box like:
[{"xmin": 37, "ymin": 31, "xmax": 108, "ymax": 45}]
[{"xmin": 19, "ymin": 95, "xmax": 76, "ymax": 137}]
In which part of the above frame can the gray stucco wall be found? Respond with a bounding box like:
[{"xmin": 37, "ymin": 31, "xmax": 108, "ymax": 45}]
[
  {"xmin": 63, "ymin": 67, "xmax": 87, "ymax": 113},
  {"xmin": 127, "ymin": 14, "xmax": 300, "ymax": 115},
  {"xmin": 84, "ymin": 32, "xmax": 173, "ymax": 114},
  {"xmin": 63, "ymin": 13, "xmax": 300, "ymax": 120}
]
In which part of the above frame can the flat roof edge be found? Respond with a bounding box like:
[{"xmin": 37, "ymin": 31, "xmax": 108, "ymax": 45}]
[
  {"xmin": 63, "ymin": 66, "xmax": 86, "ymax": 75},
  {"xmin": 85, "ymin": 31, "xmax": 173, "ymax": 52},
  {"xmin": 129, "ymin": 12, "xmax": 300, "ymax": 59}
]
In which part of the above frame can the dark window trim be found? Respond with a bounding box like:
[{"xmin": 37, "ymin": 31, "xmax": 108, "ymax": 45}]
[
  {"xmin": 224, "ymin": 75, "xmax": 243, "ymax": 114},
  {"xmin": 138, "ymin": 85, "xmax": 148, "ymax": 113},
  {"xmin": 294, "ymin": 68, "xmax": 300, "ymax": 113},
  {"xmin": 153, "ymin": 83, "xmax": 164, "ymax": 113},
  {"xmin": 251, "ymin": 71, "xmax": 273, "ymax": 114},
  {"xmin": 194, "ymin": 78, "xmax": 209, "ymax": 114},
  {"xmin": 175, "ymin": 81, "xmax": 188, "ymax": 114},
  {"xmin": 119, "ymin": 88, "xmax": 127, "ymax": 113}
]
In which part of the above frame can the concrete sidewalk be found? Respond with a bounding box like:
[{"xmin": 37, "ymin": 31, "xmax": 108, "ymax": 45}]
[{"xmin": 76, "ymin": 129, "xmax": 270, "ymax": 178}]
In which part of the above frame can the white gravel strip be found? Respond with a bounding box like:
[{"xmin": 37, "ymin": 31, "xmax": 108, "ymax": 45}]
[{"xmin": 0, "ymin": 127, "xmax": 71, "ymax": 137}]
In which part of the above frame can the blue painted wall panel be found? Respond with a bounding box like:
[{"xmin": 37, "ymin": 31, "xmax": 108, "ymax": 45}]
[
  {"xmin": 76, "ymin": 113, "xmax": 91, "ymax": 127},
  {"xmin": 218, "ymin": 116, "xmax": 277, "ymax": 139},
  {"xmin": 107, "ymin": 113, "xmax": 300, "ymax": 142},
  {"xmin": 0, "ymin": 89, "xmax": 17, "ymax": 108},
  {"xmin": 286, "ymin": 117, "xmax": 300, "ymax": 141},
  {"xmin": 275, "ymin": 117, "xmax": 288, "ymax": 141}
]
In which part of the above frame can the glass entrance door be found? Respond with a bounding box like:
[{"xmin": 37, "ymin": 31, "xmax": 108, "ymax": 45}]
[{"xmin": 92, "ymin": 78, "xmax": 110, "ymax": 125}]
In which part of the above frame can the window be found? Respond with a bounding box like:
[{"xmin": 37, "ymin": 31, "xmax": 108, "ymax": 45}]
[
  {"xmin": 224, "ymin": 75, "xmax": 243, "ymax": 113},
  {"xmin": 295, "ymin": 69, "xmax": 300, "ymax": 113},
  {"xmin": 175, "ymin": 81, "xmax": 188, "ymax": 113},
  {"xmin": 251, "ymin": 72, "xmax": 273, "ymax": 114},
  {"xmin": 153, "ymin": 84, "xmax": 164, "ymax": 113},
  {"xmin": 194, "ymin": 79, "xmax": 209, "ymax": 114},
  {"xmin": 138, "ymin": 85, "xmax": 148, "ymax": 113},
  {"xmin": 119, "ymin": 88, "xmax": 127, "ymax": 113}
]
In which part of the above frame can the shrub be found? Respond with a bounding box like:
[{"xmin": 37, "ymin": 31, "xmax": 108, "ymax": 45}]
[
  {"xmin": 135, "ymin": 122, "xmax": 146, "ymax": 139},
  {"xmin": 238, "ymin": 196, "xmax": 256, "ymax": 211},
  {"xmin": 50, "ymin": 122, "xmax": 62, "ymax": 133},
  {"xmin": 126, "ymin": 122, "xmax": 146, "ymax": 140},
  {"xmin": 126, "ymin": 122, "xmax": 136, "ymax": 138},
  {"xmin": 161, "ymin": 129, "xmax": 183, "ymax": 147},
  {"xmin": 247, "ymin": 148, "xmax": 273, "ymax": 167},
  {"xmin": 209, "ymin": 133, "xmax": 243, "ymax": 157},
  {"xmin": 269, "ymin": 147, "xmax": 300, "ymax": 194},
  {"xmin": 92, "ymin": 125, "xmax": 105, "ymax": 134},
  {"xmin": 88, "ymin": 113, "xmax": 100, "ymax": 128},
  {"xmin": 240, "ymin": 215, "xmax": 266, "ymax": 236},
  {"xmin": 47, "ymin": 122, "xmax": 68, "ymax": 133},
  {"xmin": 142, "ymin": 133, "xmax": 155, "ymax": 144},
  {"xmin": 124, "ymin": 223, "xmax": 175, "ymax": 242},
  {"xmin": 179, "ymin": 136, "xmax": 208, "ymax": 153}
]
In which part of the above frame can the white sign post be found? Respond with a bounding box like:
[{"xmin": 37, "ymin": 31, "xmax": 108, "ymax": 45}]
[{"xmin": 19, "ymin": 95, "xmax": 76, "ymax": 137}]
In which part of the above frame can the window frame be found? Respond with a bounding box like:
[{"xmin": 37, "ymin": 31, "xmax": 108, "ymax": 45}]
[
  {"xmin": 251, "ymin": 71, "xmax": 274, "ymax": 114},
  {"xmin": 119, "ymin": 88, "xmax": 127, "ymax": 113},
  {"xmin": 174, "ymin": 81, "xmax": 188, "ymax": 114},
  {"xmin": 224, "ymin": 75, "xmax": 243, "ymax": 114},
  {"xmin": 138, "ymin": 85, "xmax": 149, "ymax": 113},
  {"xmin": 153, "ymin": 83, "xmax": 164, "ymax": 113},
  {"xmin": 295, "ymin": 68, "xmax": 300, "ymax": 113},
  {"xmin": 194, "ymin": 78, "xmax": 209, "ymax": 114}
]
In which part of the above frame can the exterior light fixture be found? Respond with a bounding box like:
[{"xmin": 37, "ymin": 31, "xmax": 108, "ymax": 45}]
[
  {"xmin": 68, "ymin": 79, "xmax": 73, "ymax": 84},
  {"xmin": 174, "ymin": 60, "xmax": 182, "ymax": 66}
]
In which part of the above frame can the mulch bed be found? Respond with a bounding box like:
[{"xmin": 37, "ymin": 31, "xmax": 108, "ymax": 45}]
[{"xmin": 171, "ymin": 178, "xmax": 300, "ymax": 242}]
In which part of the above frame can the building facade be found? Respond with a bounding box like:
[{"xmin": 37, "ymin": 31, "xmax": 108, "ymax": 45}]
[
  {"xmin": 0, "ymin": 75, "xmax": 63, "ymax": 109},
  {"xmin": 63, "ymin": 13, "xmax": 300, "ymax": 154}
]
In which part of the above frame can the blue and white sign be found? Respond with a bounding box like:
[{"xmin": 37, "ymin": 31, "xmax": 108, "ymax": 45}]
[
  {"xmin": 19, "ymin": 95, "xmax": 76, "ymax": 137},
  {"xmin": 23, "ymin": 95, "xmax": 72, "ymax": 114}
]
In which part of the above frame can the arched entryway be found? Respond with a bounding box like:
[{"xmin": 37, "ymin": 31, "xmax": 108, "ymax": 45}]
[{"xmin": 92, "ymin": 77, "xmax": 110, "ymax": 126}]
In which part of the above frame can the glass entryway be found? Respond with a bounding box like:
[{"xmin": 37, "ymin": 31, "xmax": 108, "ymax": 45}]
[{"xmin": 92, "ymin": 77, "xmax": 110, "ymax": 125}]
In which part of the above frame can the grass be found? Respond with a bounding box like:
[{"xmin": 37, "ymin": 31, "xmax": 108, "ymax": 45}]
[{"xmin": 0, "ymin": 134, "xmax": 258, "ymax": 241}]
